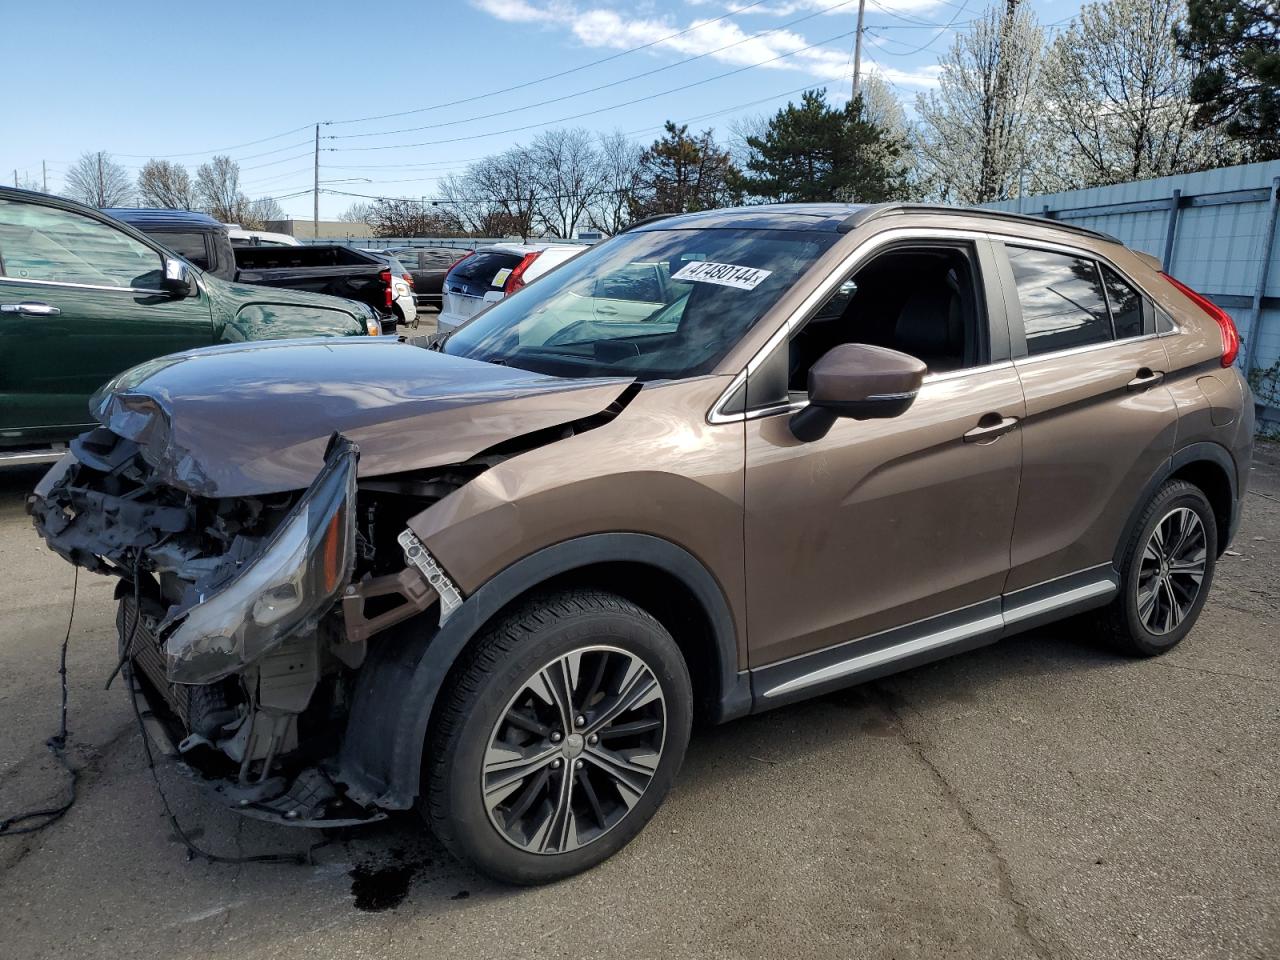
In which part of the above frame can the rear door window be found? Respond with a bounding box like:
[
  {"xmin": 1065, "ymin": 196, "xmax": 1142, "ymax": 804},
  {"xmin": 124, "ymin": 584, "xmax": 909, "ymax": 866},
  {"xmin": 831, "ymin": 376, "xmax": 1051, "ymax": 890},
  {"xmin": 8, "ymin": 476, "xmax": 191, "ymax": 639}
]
[
  {"xmin": 1008, "ymin": 245, "xmax": 1111, "ymax": 355},
  {"xmin": 0, "ymin": 198, "xmax": 162, "ymax": 289}
]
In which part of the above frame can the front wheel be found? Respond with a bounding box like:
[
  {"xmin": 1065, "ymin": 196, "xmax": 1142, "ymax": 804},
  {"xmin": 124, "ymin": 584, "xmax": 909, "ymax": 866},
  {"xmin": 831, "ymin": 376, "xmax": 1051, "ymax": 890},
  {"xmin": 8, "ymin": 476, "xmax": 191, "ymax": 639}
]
[
  {"xmin": 1096, "ymin": 479, "xmax": 1218, "ymax": 656},
  {"xmin": 423, "ymin": 590, "xmax": 692, "ymax": 884}
]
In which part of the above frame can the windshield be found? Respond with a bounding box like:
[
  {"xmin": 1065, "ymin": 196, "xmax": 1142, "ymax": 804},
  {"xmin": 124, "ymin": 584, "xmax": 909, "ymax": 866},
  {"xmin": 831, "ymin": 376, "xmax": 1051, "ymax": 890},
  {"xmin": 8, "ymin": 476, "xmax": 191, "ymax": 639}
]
[{"xmin": 443, "ymin": 227, "xmax": 836, "ymax": 380}]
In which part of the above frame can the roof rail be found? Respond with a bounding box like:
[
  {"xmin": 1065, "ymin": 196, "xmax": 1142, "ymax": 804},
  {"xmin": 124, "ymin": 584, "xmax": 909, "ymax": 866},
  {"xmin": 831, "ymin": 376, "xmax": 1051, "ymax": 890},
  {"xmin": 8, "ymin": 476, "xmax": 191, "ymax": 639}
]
[{"xmin": 837, "ymin": 203, "xmax": 1121, "ymax": 245}]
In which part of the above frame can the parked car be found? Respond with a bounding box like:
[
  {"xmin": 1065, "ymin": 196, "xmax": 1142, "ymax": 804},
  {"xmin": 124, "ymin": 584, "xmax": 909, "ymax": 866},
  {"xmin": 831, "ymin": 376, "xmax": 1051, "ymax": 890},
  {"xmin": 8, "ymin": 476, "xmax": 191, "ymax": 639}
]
[
  {"xmin": 31, "ymin": 203, "xmax": 1253, "ymax": 885},
  {"xmin": 0, "ymin": 187, "xmax": 382, "ymax": 464},
  {"xmin": 381, "ymin": 245, "xmax": 472, "ymax": 311},
  {"xmin": 112, "ymin": 211, "xmax": 409, "ymax": 330},
  {"xmin": 437, "ymin": 242, "xmax": 588, "ymax": 333},
  {"xmin": 232, "ymin": 244, "xmax": 407, "ymax": 331},
  {"xmin": 361, "ymin": 250, "xmax": 418, "ymax": 328}
]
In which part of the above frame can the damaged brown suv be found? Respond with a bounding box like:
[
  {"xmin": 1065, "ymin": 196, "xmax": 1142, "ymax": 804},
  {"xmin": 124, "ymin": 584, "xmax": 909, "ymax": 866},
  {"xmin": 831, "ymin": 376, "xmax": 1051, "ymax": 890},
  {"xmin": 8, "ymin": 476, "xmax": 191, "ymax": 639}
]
[{"xmin": 31, "ymin": 204, "xmax": 1254, "ymax": 883}]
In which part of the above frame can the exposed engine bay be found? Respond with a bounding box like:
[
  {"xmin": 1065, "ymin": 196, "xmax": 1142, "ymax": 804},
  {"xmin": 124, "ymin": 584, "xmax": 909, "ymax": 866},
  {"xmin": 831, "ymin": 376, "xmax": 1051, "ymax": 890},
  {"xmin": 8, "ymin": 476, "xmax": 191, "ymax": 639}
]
[{"xmin": 29, "ymin": 428, "xmax": 489, "ymax": 825}]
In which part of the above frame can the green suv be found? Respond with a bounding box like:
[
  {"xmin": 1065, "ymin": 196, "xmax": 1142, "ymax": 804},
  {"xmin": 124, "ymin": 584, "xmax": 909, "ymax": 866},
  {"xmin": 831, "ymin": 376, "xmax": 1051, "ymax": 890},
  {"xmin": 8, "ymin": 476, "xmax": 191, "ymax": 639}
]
[{"xmin": 0, "ymin": 187, "xmax": 382, "ymax": 462}]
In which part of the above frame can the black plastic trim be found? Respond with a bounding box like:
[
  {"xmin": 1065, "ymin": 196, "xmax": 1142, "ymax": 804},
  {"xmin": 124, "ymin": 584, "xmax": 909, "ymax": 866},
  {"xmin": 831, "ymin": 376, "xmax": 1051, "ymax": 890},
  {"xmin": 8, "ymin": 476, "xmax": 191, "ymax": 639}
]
[{"xmin": 1111, "ymin": 441, "xmax": 1241, "ymax": 567}]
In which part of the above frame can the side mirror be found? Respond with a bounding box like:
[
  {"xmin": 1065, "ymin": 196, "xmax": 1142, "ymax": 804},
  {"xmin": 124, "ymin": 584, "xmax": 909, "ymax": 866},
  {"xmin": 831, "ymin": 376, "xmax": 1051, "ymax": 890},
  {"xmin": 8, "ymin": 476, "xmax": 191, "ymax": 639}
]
[
  {"xmin": 160, "ymin": 257, "xmax": 193, "ymax": 298},
  {"xmin": 790, "ymin": 343, "xmax": 927, "ymax": 442}
]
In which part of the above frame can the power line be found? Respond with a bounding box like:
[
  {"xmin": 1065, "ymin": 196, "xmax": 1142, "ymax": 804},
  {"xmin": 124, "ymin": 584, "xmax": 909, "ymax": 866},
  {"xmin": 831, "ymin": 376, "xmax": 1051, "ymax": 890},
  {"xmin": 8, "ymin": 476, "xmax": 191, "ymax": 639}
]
[
  {"xmin": 113, "ymin": 124, "xmax": 316, "ymax": 159},
  {"xmin": 329, "ymin": 0, "xmax": 860, "ymax": 140},
  {"xmin": 865, "ymin": 0, "xmax": 970, "ymax": 57},
  {"xmin": 328, "ymin": 26, "xmax": 861, "ymax": 153},
  {"xmin": 324, "ymin": 0, "xmax": 776, "ymax": 127}
]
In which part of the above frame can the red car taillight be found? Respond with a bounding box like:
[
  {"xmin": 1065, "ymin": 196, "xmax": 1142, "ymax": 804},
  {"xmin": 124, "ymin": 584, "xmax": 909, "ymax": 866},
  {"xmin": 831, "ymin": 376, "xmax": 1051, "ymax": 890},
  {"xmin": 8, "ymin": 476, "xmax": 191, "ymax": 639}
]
[
  {"xmin": 402, "ymin": 272, "xmax": 414, "ymax": 288},
  {"xmin": 504, "ymin": 251, "xmax": 541, "ymax": 294},
  {"xmin": 1161, "ymin": 272, "xmax": 1240, "ymax": 368},
  {"xmin": 379, "ymin": 268, "xmax": 393, "ymax": 309}
]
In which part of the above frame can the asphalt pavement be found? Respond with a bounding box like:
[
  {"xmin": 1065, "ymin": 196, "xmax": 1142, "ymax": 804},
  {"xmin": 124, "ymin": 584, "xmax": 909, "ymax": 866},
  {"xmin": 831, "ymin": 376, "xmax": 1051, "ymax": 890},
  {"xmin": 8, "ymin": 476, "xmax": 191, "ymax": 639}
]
[{"xmin": 1, "ymin": 443, "xmax": 1276, "ymax": 960}]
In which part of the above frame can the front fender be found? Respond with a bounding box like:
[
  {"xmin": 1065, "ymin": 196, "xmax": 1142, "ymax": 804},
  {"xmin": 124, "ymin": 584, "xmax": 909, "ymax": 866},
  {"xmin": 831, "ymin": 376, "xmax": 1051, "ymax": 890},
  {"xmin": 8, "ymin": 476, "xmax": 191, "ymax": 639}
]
[{"xmin": 334, "ymin": 533, "xmax": 749, "ymax": 810}]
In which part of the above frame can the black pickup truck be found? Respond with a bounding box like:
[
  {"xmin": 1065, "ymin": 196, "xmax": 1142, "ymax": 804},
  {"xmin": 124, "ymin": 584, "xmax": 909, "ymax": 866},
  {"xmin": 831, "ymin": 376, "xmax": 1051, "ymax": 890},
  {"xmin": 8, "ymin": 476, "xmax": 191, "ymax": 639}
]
[{"xmin": 109, "ymin": 209, "xmax": 403, "ymax": 330}]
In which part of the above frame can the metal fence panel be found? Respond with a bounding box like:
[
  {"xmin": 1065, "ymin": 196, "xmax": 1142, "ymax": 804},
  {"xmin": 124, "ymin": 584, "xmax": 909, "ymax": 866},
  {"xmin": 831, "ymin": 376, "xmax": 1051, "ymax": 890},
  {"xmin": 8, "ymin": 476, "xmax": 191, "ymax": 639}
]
[{"xmin": 985, "ymin": 160, "xmax": 1280, "ymax": 432}]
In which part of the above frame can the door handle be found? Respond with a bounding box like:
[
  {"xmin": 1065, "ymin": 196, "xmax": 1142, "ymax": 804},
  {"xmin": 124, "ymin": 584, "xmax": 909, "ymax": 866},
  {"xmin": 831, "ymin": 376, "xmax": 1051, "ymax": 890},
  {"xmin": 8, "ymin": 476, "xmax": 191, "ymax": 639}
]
[
  {"xmin": 0, "ymin": 301, "xmax": 61, "ymax": 317},
  {"xmin": 596, "ymin": 304, "xmax": 619, "ymax": 315},
  {"xmin": 1127, "ymin": 368, "xmax": 1165, "ymax": 391},
  {"xmin": 963, "ymin": 413, "xmax": 1020, "ymax": 443}
]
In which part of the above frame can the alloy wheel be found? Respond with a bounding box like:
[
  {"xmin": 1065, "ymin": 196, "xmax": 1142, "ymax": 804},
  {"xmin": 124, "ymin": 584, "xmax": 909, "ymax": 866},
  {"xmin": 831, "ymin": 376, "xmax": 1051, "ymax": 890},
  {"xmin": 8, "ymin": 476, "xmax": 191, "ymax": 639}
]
[
  {"xmin": 1137, "ymin": 506, "xmax": 1207, "ymax": 635},
  {"xmin": 482, "ymin": 645, "xmax": 667, "ymax": 855}
]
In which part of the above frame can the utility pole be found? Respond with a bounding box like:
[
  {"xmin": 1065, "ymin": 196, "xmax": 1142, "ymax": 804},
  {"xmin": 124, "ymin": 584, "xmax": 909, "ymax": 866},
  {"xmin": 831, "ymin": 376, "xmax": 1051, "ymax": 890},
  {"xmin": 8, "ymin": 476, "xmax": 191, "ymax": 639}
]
[
  {"xmin": 97, "ymin": 152, "xmax": 104, "ymax": 207},
  {"xmin": 42, "ymin": 160, "xmax": 47, "ymax": 192},
  {"xmin": 12, "ymin": 170, "xmax": 16, "ymax": 187},
  {"xmin": 851, "ymin": 0, "xmax": 866, "ymax": 101},
  {"xmin": 313, "ymin": 123, "xmax": 320, "ymax": 241}
]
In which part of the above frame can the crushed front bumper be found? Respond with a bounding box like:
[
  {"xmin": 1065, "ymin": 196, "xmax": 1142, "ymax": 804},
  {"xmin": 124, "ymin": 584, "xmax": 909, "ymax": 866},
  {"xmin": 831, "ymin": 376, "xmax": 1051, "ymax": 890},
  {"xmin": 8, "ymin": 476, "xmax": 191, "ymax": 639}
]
[{"xmin": 122, "ymin": 597, "xmax": 384, "ymax": 829}]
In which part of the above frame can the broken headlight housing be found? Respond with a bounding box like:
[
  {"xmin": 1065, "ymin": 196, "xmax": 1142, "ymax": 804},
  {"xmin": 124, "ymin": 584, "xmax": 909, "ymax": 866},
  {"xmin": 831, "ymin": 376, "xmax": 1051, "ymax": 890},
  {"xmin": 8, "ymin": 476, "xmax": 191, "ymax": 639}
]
[{"xmin": 161, "ymin": 436, "xmax": 358, "ymax": 685}]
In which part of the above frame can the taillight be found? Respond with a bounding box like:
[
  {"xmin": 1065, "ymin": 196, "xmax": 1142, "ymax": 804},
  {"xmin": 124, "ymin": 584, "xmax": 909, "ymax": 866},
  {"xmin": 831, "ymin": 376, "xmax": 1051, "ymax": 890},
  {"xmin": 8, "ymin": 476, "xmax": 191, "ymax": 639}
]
[
  {"xmin": 1161, "ymin": 272, "xmax": 1240, "ymax": 368},
  {"xmin": 379, "ymin": 268, "xmax": 393, "ymax": 309},
  {"xmin": 402, "ymin": 272, "xmax": 414, "ymax": 288},
  {"xmin": 504, "ymin": 251, "xmax": 541, "ymax": 294}
]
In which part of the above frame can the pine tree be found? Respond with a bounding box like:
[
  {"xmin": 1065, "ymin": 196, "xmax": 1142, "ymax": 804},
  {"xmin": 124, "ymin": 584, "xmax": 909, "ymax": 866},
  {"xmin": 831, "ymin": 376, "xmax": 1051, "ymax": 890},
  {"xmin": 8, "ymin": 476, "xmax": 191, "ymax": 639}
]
[{"xmin": 734, "ymin": 89, "xmax": 906, "ymax": 203}]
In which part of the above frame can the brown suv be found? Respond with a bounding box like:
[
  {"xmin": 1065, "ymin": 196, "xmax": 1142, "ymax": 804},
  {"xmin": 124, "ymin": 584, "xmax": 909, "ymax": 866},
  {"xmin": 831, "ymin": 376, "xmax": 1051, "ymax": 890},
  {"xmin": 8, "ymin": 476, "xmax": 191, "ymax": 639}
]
[{"xmin": 31, "ymin": 203, "xmax": 1254, "ymax": 883}]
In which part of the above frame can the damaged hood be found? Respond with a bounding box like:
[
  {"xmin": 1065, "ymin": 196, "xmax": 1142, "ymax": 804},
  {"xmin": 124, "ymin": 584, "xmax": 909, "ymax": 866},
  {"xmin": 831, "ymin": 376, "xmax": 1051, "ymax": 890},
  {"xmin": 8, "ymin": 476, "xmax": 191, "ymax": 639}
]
[{"xmin": 90, "ymin": 337, "xmax": 631, "ymax": 497}]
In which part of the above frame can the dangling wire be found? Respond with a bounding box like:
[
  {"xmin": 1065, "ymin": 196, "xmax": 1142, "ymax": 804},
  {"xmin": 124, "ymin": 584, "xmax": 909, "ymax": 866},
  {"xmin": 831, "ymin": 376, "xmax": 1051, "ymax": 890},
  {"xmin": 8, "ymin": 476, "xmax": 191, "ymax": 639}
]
[{"xmin": 0, "ymin": 568, "xmax": 80, "ymax": 837}]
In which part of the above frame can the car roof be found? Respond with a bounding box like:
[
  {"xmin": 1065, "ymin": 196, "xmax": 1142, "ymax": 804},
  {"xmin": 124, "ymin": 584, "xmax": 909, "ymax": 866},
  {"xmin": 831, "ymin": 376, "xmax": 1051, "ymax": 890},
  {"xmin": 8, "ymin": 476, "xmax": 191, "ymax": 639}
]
[
  {"xmin": 103, "ymin": 207, "xmax": 225, "ymax": 231},
  {"xmin": 628, "ymin": 202, "xmax": 1122, "ymax": 246}
]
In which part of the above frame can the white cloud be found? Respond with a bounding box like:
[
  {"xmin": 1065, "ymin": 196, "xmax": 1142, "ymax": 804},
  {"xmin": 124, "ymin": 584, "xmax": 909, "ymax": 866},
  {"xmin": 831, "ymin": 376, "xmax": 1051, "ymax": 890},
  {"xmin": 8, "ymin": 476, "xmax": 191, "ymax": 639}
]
[{"xmin": 469, "ymin": 0, "xmax": 947, "ymax": 95}]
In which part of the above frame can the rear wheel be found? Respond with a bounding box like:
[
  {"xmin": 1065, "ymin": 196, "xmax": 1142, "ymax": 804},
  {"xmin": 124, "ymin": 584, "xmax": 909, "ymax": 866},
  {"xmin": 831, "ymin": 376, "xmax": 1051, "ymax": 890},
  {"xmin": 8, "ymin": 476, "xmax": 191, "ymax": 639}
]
[
  {"xmin": 423, "ymin": 590, "xmax": 692, "ymax": 884},
  {"xmin": 1096, "ymin": 480, "xmax": 1217, "ymax": 656}
]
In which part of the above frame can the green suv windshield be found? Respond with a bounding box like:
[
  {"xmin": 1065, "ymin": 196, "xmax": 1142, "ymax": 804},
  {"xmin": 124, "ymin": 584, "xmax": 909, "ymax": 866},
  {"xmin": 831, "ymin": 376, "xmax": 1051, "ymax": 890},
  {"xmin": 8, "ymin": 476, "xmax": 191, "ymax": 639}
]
[{"xmin": 443, "ymin": 227, "xmax": 836, "ymax": 380}]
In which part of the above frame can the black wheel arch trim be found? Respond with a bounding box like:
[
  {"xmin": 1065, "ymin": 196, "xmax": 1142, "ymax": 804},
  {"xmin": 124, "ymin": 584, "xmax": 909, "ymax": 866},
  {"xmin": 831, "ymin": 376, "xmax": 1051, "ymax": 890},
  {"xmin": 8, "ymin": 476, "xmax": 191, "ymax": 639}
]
[
  {"xmin": 1112, "ymin": 441, "xmax": 1240, "ymax": 570},
  {"xmin": 334, "ymin": 532, "xmax": 750, "ymax": 811}
]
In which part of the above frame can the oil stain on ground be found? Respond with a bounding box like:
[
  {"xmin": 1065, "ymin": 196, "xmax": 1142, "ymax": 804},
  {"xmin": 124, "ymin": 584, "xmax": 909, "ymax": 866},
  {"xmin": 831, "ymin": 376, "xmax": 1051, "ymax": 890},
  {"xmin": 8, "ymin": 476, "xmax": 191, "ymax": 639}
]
[{"xmin": 350, "ymin": 861, "xmax": 419, "ymax": 912}]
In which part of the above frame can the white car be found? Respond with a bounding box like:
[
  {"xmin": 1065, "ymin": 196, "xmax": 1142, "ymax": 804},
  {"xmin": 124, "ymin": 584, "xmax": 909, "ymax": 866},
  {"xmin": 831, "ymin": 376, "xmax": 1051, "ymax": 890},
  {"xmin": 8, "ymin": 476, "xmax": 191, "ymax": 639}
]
[
  {"xmin": 365, "ymin": 251, "xmax": 418, "ymax": 329},
  {"xmin": 225, "ymin": 225, "xmax": 302, "ymax": 247},
  {"xmin": 437, "ymin": 242, "xmax": 588, "ymax": 333}
]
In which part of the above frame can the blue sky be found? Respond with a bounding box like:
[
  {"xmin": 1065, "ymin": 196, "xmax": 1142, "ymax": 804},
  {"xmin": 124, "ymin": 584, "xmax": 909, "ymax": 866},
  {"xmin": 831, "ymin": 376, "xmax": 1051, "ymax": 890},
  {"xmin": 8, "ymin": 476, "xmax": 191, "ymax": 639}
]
[{"xmin": 5, "ymin": 0, "xmax": 1078, "ymax": 218}]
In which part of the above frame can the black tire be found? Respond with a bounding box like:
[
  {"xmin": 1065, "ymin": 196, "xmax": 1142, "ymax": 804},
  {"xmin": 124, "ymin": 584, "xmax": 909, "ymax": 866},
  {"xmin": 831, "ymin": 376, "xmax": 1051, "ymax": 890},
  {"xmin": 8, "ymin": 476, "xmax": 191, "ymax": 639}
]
[
  {"xmin": 1095, "ymin": 479, "xmax": 1218, "ymax": 656},
  {"xmin": 423, "ymin": 589, "xmax": 692, "ymax": 884}
]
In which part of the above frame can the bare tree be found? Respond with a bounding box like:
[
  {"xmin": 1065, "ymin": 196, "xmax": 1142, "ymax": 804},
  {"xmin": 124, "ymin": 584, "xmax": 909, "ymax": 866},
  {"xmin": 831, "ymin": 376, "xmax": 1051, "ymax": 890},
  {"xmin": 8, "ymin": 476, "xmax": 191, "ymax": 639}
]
[
  {"xmin": 195, "ymin": 155, "xmax": 244, "ymax": 222},
  {"xmin": 529, "ymin": 128, "xmax": 605, "ymax": 239},
  {"xmin": 365, "ymin": 199, "xmax": 465, "ymax": 237},
  {"xmin": 339, "ymin": 202, "xmax": 374, "ymax": 223},
  {"xmin": 136, "ymin": 159, "xmax": 198, "ymax": 209},
  {"xmin": 64, "ymin": 151, "xmax": 133, "ymax": 207},
  {"xmin": 1040, "ymin": 0, "xmax": 1232, "ymax": 185},
  {"xmin": 588, "ymin": 131, "xmax": 644, "ymax": 235},
  {"xmin": 914, "ymin": 2, "xmax": 1047, "ymax": 203},
  {"xmin": 461, "ymin": 148, "xmax": 540, "ymax": 241},
  {"xmin": 727, "ymin": 113, "xmax": 769, "ymax": 173},
  {"xmin": 240, "ymin": 196, "xmax": 284, "ymax": 230}
]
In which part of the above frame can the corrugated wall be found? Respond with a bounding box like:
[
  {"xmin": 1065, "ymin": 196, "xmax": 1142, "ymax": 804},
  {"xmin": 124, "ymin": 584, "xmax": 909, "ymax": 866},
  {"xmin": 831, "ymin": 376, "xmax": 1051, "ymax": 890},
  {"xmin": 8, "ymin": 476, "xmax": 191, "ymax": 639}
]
[{"xmin": 985, "ymin": 160, "xmax": 1280, "ymax": 432}]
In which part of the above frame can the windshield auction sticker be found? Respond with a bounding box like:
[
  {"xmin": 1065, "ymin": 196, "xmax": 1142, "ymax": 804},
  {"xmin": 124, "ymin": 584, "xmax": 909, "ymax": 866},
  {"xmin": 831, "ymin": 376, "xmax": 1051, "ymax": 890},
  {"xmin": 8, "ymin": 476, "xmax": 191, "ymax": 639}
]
[{"xmin": 670, "ymin": 261, "xmax": 772, "ymax": 290}]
